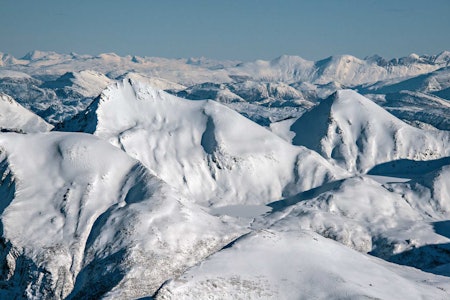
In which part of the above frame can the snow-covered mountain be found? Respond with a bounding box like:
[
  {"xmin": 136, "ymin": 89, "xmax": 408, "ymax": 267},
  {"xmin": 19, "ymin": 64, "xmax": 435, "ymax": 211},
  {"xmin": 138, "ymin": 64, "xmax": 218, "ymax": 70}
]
[
  {"xmin": 289, "ymin": 90, "xmax": 450, "ymax": 173},
  {"xmin": 59, "ymin": 79, "xmax": 346, "ymax": 206},
  {"xmin": 1, "ymin": 50, "xmax": 450, "ymax": 299},
  {"xmin": 2, "ymin": 50, "xmax": 449, "ymax": 88},
  {"xmin": 0, "ymin": 132, "xmax": 241, "ymax": 299},
  {"xmin": 2, "ymin": 50, "xmax": 449, "ymax": 128},
  {"xmin": 229, "ymin": 52, "xmax": 450, "ymax": 86},
  {"xmin": 41, "ymin": 70, "xmax": 113, "ymax": 99}
]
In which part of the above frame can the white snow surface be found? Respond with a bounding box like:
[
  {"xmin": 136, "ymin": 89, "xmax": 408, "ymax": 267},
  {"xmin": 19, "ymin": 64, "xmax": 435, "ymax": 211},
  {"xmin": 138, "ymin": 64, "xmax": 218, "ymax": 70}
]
[
  {"xmin": 260, "ymin": 175, "xmax": 450, "ymax": 256},
  {"xmin": 118, "ymin": 72, "xmax": 187, "ymax": 91},
  {"xmin": 61, "ymin": 79, "xmax": 347, "ymax": 206},
  {"xmin": 156, "ymin": 230, "xmax": 450, "ymax": 300},
  {"xmin": 0, "ymin": 132, "xmax": 241, "ymax": 299},
  {"xmin": 290, "ymin": 90, "xmax": 450, "ymax": 173},
  {"xmin": 0, "ymin": 93, "xmax": 53, "ymax": 133},
  {"xmin": 54, "ymin": 70, "xmax": 113, "ymax": 98}
]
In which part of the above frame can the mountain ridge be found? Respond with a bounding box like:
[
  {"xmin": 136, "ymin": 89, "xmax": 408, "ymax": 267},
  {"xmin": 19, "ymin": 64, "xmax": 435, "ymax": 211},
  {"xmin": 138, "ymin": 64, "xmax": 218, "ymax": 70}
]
[
  {"xmin": 1, "ymin": 49, "xmax": 450, "ymax": 298},
  {"xmin": 290, "ymin": 89, "xmax": 450, "ymax": 173}
]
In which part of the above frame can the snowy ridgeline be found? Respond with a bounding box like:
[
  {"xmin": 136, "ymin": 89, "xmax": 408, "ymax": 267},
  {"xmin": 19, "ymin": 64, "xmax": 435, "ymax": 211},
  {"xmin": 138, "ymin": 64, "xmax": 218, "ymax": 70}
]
[
  {"xmin": 0, "ymin": 52, "xmax": 450, "ymax": 298},
  {"xmin": 1, "ymin": 50, "xmax": 450, "ymax": 128}
]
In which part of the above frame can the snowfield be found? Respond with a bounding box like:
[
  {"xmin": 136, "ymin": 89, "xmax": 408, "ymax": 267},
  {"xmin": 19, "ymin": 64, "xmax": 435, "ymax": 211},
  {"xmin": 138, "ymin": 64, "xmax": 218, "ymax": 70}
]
[
  {"xmin": 156, "ymin": 230, "xmax": 450, "ymax": 300},
  {"xmin": 0, "ymin": 50, "xmax": 450, "ymax": 299}
]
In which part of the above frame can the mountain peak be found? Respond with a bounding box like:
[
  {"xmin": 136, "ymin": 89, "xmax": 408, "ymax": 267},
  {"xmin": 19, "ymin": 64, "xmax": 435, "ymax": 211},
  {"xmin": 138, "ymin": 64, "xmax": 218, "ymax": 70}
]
[
  {"xmin": 271, "ymin": 54, "xmax": 310, "ymax": 64},
  {"xmin": 290, "ymin": 89, "xmax": 450, "ymax": 172},
  {"xmin": 21, "ymin": 50, "xmax": 59, "ymax": 60}
]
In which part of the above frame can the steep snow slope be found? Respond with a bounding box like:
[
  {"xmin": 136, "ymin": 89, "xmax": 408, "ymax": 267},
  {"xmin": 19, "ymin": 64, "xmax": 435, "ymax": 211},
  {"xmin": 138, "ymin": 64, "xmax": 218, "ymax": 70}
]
[
  {"xmin": 0, "ymin": 132, "xmax": 240, "ymax": 299},
  {"xmin": 290, "ymin": 90, "xmax": 450, "ymax": 173},
  {"xmin": 60, "ymin": 79, "xmax": 347, "ymax": 206},
  {"xmin": 0, "ymin": 93, "xmax": 53, "ymax": 132},
  {"xmin": 382, "ymin": 161, "xmax": 450, "ymax": 224},
  {"xmin": 379, "ymin": 163, "xmax": 450, "ymax": 271},
  {"xmin": 156, "ymin": 230, "xmax": 450, "ymax": 300}
]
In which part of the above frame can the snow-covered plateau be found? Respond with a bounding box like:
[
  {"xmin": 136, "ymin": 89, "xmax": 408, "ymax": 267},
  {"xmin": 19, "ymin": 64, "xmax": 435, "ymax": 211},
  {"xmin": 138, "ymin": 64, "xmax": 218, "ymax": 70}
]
[{"xmin": 0, "ymin": 50, "xmax": 450, "ymax": 299}]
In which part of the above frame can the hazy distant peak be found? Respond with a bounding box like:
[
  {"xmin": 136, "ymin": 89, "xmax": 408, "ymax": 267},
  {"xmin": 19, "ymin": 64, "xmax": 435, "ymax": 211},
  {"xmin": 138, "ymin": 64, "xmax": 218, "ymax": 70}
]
[
  {"xmin": 21, "ymin": 50, "xmax": 62, "ymax": 60},
  {"xmin": 270, "ymin": 54, "xmax": 311, "ymax": 65},
  {"xmin": 95, "ymin": 53, "xmax": 122, "ymax": 62},
  {"xmin": 434, "ymin": 50, "xmax": 450, "ymax": 64}
]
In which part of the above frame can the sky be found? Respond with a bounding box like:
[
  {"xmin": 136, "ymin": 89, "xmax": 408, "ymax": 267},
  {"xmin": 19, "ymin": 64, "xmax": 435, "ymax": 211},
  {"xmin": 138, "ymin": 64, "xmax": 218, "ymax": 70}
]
[{"xmin": 1, "ymin": 0, "xmax": 449, "ymax": 61}]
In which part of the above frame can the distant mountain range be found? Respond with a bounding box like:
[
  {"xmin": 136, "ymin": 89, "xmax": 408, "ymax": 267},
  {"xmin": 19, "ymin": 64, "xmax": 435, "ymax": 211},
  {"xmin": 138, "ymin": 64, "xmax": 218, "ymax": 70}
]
[
  {"xmin": 1, "ymin": 50, "xmax": 450, "ymax": 299},
  {"xmin": 1, "ymin": 50, "xmax": 449, "ymax": 129}
]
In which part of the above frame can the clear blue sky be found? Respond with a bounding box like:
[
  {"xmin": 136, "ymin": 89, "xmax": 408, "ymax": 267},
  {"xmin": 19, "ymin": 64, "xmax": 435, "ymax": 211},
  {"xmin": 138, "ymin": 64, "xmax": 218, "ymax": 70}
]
[{"xmin": 1, "ymin": 0, "xmax": 449, "ymax": 61}]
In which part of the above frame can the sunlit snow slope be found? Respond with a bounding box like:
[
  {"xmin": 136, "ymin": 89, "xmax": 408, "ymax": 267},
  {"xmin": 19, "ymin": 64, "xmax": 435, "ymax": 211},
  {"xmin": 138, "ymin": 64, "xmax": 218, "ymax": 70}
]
[
  {"xmin": 60, "ymin": 79, "xmax": 347, "ymax": 206},
  {"xmin": 290, "ymin": 90, "xmax": 450, "ymax": 173},
  {"xmin": 1, "ymin": 49, "xmax": 450, "ymax": 299},
  {"xmin": 0, "ymin": 132, "xmax": 240, "ymax": 299},
  {"xmin": 0, "ymin": 93, "xmax": 53, "ymax": 133},
  {"xmin": 156, "ymin": 230, "xmax": 450, "ymax": 300}
]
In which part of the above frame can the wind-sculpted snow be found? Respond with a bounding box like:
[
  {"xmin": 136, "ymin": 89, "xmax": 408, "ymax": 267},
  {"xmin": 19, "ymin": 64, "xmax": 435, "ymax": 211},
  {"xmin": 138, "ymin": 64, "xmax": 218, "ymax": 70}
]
[
  {"xmin": 290, "ymin": 90, "xmax": 450, "ymax": 173},
  {"xmin": 0, "ymin": 132, "xmax": 241, "ymax": 299},
  {"xmin": 60, "ymin": 79, "xmax": 347, "ymax": 206}
]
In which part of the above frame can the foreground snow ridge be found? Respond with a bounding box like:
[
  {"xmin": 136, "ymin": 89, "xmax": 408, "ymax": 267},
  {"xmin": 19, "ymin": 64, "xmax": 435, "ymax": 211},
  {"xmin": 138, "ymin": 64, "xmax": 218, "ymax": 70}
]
[{"xmin": 0, "ymin": 77, "xmax": 449, "ymax": 299}]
